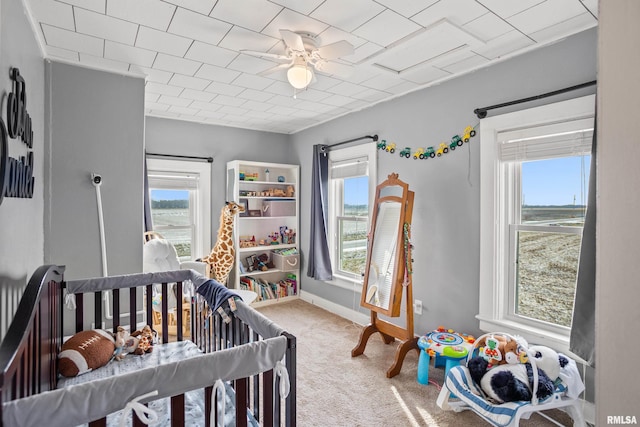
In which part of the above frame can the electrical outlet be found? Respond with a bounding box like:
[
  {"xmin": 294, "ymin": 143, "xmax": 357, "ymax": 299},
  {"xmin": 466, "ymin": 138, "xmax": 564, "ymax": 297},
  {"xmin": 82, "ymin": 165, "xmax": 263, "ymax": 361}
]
[{"xmin": 414, "ymin": 299, "xmax": 423, "ymax": 315}]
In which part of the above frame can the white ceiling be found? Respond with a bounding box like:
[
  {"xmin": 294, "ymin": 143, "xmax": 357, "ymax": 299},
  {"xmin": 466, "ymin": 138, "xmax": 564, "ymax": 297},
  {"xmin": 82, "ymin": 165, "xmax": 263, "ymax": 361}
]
[{"xmin": 24, "ymin": 0, "xmax": 598, "ymax": 134}]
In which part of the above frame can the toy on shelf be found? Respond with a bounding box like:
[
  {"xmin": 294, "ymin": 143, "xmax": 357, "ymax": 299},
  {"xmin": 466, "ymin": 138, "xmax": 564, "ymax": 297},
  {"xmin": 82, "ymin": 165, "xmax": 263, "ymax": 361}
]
[
  {"xmin": 417, "ymin": 327, "xmax": 475, "ymax": 385},
  {"xmin": 264, "ymin": 169, "xmax": 270, "ymax": 181},
  {"xmin": 239, "ymin": 235, "xmax": 258, "ymax": 248},
  {"xmin": 277, "ymin": 175, "xmax": 285, "ymax": 182},
  {"xmin": 268, "ymin": 232, "xmax": 280, "ymax": 244},
  {"xmin": 279, "ymin": 226, "xmax": 296, "ymax": 244}
]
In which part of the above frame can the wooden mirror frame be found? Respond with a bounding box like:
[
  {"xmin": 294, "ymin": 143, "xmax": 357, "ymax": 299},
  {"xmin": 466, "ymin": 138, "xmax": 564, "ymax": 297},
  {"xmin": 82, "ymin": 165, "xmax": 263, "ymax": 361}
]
[{"xmin": 352, "ymin": 173, "xmax": 417, "ymax": 378}]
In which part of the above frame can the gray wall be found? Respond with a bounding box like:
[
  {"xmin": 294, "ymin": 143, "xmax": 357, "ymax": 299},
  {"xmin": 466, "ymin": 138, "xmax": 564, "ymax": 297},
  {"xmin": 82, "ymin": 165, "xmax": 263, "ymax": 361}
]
[
  {"xmin": 290, "ymin": 28, "xmax": 597, "ymax": 340},
  {"xmin": 145, "ymin": 117, "xmax": 291, "ymax": 238},
  {"xmin": 44, "ymin": 62, "xmax": 145, "ymax": 280},
  {"xmin": 0, "ymin": 0, "xmax": 46, "ymax": 339},
  {"xmin": 597, "ymin": 1, "xmax": 640, "ymax": 423}
]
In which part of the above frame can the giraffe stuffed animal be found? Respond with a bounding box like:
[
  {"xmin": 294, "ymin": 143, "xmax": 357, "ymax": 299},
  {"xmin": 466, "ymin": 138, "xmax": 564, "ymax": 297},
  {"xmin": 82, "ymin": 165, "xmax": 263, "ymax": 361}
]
[{"xmin": 202, "ymin": 201, "xmax": 245, "ymax": 285}]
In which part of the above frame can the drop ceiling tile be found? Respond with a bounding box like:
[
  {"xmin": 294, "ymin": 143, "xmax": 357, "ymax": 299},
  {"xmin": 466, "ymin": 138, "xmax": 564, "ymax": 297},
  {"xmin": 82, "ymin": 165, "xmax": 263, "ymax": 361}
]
[
  {"xmin": 506, "ymin": 0, "xmax": 588, "ymax": 35},
  {"xmin": 78, "ymin": 53, "xmax": 131, "ymax": 72},
  {"xmin": 196, "ymin": 110, "xmax": 226, "ymax": 119},
  {"xmin": 75, "ymin": 8, "xmax": 138, "ymax": 45},
  {"xmin": 316, "ymin": 27, "xmax": 367, "ymax": 50},
  {"xmin": 244, "ymin": 110, "xmax": 274, "ymax": 119},
  {"xmin": 185, "ymin": 41, "xmax": 238, "ymax": 67},
  {"xmin": 309, "ymin": 74, "xmax": 342, "ymax": 91},
  {"xmin": 464, "ymin": 11, "xmax": 514, "ymax": 41},
  {"xmin": 219, "ymin": 26, "xmax": 279, "ymax": 52},
  {"xmin": 342, "ymin": 99, "xmax": 369, "ymax": 110},
  {"xmin": 311, "ymin": 0, "xmax": 385, "ymax": 32},
  {"xmin": 400, "ymin": 65, "xmax": 451, "ymax": 85},
  {"xmin": 218, "ymin": 105, "xmax": 249, "ymax": 115},
  {"xmin": 61, "ymin": 0, "xmax": 105, "ymax": 13},
  {"xmin": 130, "ymin": 66, "xmax": 173, "ymax": 83},
  {"xmin": 268, "ymin": 105, "xmax": 298, "ymax": 116},
  {"xmin": 169, "ymin": 73, "xmax": 211, "ymax": 90},
  {"xmin": 190, "ymin": 101, "xmax": 223, "ymax": 112},
  {"xmin": 224, "ymin": 114, "xmax": 250, "ymax": 123},
  {"xmin": 227, "ymin": 54, "xmax": 279, "ymax": 74},
  {"xmin": 145, "ymin": 82, "xmax": 184, "ymax": 96},
  {"xmin": 475, "ymin": 0, "xmax": 545, "ymax": 19},
  {"xmin": 353, "ymin": 10, "xmax": 421, "ymax": 48},
  {"xmin": 242, "ymin": 100, "xmax": 273, "ymax": 111},
  {"xmin": 345, "ymin": 42, "xmax": 384, "ymax": 64},
  {"xmin": 42, "ymin": 25, "xmax": 104, "ymax": 56},
  {"xmin": 580, "ymin": 0, "xmax": 598, "ymax": 17},
  {"xmin": 351, "ymin": 88, "xmax": 390, "ymax": 102},
  {"xmin": 180, "ymin": 89, "xmax": 216, "ymax": 102},
  {"xmin": 439, "ymin": 52, "xmax": 489, "ymax": 74},
  {"xmin": 204, "ymin": 82, "xmax": 245, "ymax": 97},
  {"xmin": 327, "ymin": 81, "xmax": 368, "ymax": 97},
  {"xmin": 168, "ymin": 8, "xmax": 232, "ymax": 44},
  {"xmin": 145, "ymin": 93, "xmax": 161, "ymax": 102},
  {"xmin": 158, "ymin": 95, "xmax": 193, "ymax": 107},
  {"xmin": 232, "ymin": 73, "xmax": 274, "ymax": 90},
  {"xmin": 360, "ymin": 74, "xmax": 403, "ymax": 91},
  {"xmin": 321, "ymin": 94, "xmax": 355, "ymax": 107},
  {"xmin": 163, "ymin": 0, "xmax": 214, "ymax": 15},
  {"xmin": 148, "ymin": 109, "xmax": 180, "ymax": 118},
  {"xmin": 213, "ymin": 94, "xmax": 248, "ymax": 106},
  {"xmin": 373, "ymin": 0, "xmax": 439, "ymax": 18},
  {"xmin": 169, "ymin": 105, "xmax": 200, "ymax": 115},
  {"xmin": 195, "ymin": 64, "xmax": 241, "ymax": 84},
  {"xmin": 293, "ymin": 88, "xmax": 332, "ymax": 102},
  {"xmin": 238, "ymin": 88, "xmax": 275, "ymax": 102},
  {"xmin": 153, "ymin": 53, "xmax": 202, "ymax": 75},
  {"xmin": 136, "ymin": 26, "xmax": 192, "ymax": 57},
  {"xmin": 105, "ymin": 41, "xmax": 157, "ymax": 67},
  {"xmin": 384, "ymin": 80, "xmax": 421, "ymax": 95},
  {"xmin": 45, "ymin": 46, "xmax": 80, "ymax": 61},
  {"xmin": 412, "ymin": 0, "xmax": 489, "ymax": 27},
  {"xmin": 28, "ymin": 0, "xmax": 74, "ymax": 30},
  {"xmin": 268, "ymin": 0, "xmax": 325, "ymax": 15},
  {"xmin": 261, "ymin": 8, "xmax": 330, "ymax": 40},
  {"xmin": 107, "ymin": 0, "xmax": 175, "ymax": 31},
  {"xmin": 265, "ymin": 81, "xmax": 296, "ymax": 96},
  {"xmin": 528, "ymin": 12, "xmax": 597, "ymax": 44},
  {"xmin": 471, "ymin": 30, "xmax": 534, "ymax": 59},
  {"xmin": 210, "ymin": 0, "xmax": 282, "ymax": 32}
]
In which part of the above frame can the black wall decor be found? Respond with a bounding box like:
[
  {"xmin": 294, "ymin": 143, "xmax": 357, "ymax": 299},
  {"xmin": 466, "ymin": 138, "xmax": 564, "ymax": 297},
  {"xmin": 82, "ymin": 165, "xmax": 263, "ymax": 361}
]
[{"xmin": 0, "ymin": 68, "xmax": 35, "ymax": 206}]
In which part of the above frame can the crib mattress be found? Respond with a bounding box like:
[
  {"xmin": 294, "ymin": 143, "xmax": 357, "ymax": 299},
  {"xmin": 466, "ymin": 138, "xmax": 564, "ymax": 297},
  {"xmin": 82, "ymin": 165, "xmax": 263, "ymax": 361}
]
[{"xmin": 57, "ymin": 341, "xmax": 258, "ymax": 427}]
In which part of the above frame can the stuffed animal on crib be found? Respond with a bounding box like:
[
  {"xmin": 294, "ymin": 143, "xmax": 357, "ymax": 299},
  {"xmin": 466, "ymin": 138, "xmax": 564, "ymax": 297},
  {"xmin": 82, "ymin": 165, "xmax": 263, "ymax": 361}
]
[
  {"xmin": 130, "ymin": 325, "xmax": 156, "ymax": 355},
  {"xmin": 113, "ymin": 326, "xmax": 140, "ymax": 361},
  {"xmin": 468, "ymin": 344, "xmax": 568, "ymax": 403}
]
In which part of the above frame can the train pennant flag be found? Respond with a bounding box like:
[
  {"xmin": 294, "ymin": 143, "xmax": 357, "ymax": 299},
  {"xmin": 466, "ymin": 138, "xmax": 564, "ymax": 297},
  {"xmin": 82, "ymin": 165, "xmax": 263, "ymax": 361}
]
[{"xmin": 378, "ymin": 125, "xmax": 477, "ymax": 160}]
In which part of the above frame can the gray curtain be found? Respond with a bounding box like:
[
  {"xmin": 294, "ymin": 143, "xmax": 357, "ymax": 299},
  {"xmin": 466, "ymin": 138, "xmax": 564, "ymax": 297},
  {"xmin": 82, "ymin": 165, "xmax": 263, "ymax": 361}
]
[
  {"xmin": 307, "ymin": 144, "xmax": 332, "ymax": 280},
  {"xmin": 144, "ymin": 154, "xmax": 153, "ymax": 232},
  {"xmin": 569, "ymin": 110, "xmax": 596, "ymax": 367}
]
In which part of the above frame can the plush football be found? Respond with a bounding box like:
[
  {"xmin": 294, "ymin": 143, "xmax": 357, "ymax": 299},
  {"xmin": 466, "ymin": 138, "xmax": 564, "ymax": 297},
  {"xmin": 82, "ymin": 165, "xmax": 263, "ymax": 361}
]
[{"xmin": 58, "ymin": 329, "xmax": 115, "ymax": 377}]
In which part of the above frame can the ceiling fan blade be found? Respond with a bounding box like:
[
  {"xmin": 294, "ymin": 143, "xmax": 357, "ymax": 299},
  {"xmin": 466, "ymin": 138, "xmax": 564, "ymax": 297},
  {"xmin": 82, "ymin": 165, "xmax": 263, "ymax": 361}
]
[
  {"xmin": 314, "ymin": 60, "xmax": 354, "ymax": 78},
  {"xmin": 258, "ymin": 63, "xmax": 291, "ymax": 76},
  {"xmin": 280, "ymin": 29, "xmax": 305, "ymax": 52},
  {"xmin": 317, "ymin": 40, "xmax": 354, "ymax": 60},
  {"xmin": 240, "ymin": 50, "xmax": 291, "ymax": 61}
]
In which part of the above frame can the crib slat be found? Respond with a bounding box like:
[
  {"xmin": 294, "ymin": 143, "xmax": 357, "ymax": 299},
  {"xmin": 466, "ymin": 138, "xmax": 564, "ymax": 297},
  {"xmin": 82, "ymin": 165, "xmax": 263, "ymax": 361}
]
[
  {"xmin": 76, "ymin": 292, "xmax": 84, "ymax": 332},
  {"xmin": 236, "ymin": 378, "xmax": 248, "ymax": 427},
  {"xmin": 161, "ymin": 283, "xmax": 169, "ymax": 344},
  {"xmin": 263, "ymin": 369, "xmax": 274, "ymax": 427},
  {"xmin": 89, "ymin": 418, "xmax": 106, "ymax": 427},
  {"xmin": 130, "ymin": 287, "xmax": 137, "ymax": 332},
  {"xmin": 113, "ymin": 288, "xmax": 120, "ymax": 331},
  {"xmin": 94, "ymin": 291, "xmax": 102, "ymax": 330},
  {"xmin": 205, "ymin": 385, "xmax": 213, "ymax": 426},
  {"xmin": 176, "ymin": 281, "xmax": 183, "ymax": 341},
  {"xmin": 145, "ymin": 284, "xmax": 153, "ymax": 327},
  {"xmin": 171, "ymin": 394, "xmax": 185, "ymax": 427}
]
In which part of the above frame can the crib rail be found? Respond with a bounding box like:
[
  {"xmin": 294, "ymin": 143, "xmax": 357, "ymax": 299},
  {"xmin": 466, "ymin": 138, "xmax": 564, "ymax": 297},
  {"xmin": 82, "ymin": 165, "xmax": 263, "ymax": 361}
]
[{"xmin": 0, "ymin": 265, "xmax": 65, "ymax": 423}]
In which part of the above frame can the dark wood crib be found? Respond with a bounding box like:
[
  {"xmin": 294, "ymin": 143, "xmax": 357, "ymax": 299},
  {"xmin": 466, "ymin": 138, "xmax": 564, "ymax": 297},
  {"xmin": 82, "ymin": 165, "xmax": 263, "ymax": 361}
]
[{"xmin": 0, "ymin": 265, "xmax": 296, "ymax": 427}]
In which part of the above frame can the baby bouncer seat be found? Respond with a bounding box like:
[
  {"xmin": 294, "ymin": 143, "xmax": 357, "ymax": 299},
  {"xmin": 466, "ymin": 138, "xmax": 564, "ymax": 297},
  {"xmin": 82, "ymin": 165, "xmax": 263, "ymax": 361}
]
[{"xmin": 436, "ymin": 332, "xmax": 586, "ymax": 427}]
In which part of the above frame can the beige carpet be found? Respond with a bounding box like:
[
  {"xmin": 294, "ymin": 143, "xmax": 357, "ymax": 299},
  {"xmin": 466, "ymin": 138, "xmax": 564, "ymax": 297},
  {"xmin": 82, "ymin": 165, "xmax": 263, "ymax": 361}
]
[{"xmin": 257, "ymin": 299, "xmax": 576, "ymax": 427}]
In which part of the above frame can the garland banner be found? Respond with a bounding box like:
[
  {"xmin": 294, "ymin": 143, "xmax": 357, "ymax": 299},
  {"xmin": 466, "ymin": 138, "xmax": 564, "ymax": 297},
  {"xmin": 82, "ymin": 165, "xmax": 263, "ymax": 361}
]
[{"xmin": 378, "ymin": 125, "xmax": 477, "ymax": 159}]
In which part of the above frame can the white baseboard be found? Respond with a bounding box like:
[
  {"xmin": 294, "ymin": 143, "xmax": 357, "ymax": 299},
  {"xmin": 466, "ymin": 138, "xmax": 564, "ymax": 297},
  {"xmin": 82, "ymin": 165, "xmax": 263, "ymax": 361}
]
[{"xmin": 300, "ymin": 290, "xmax": 369, "ymax": 326}]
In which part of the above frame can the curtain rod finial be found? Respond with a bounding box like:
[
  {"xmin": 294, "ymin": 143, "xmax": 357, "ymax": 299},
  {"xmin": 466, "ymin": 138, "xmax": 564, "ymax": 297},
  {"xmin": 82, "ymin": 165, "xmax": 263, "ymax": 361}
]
[
  {"xmin": 372, "ymin": 135, "xmax": 378, "ymax": 142},
  {"xmin": 474, "ymin": 109, "xmax": 487, "ymax": 119}
]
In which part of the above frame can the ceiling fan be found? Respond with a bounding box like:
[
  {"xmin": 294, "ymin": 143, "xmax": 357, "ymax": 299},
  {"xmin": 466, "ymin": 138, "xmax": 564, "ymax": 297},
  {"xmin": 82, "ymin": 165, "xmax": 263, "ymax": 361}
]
[{"xmin": 241, "ymin": 29, "xmax": 355, "ymax": 90}]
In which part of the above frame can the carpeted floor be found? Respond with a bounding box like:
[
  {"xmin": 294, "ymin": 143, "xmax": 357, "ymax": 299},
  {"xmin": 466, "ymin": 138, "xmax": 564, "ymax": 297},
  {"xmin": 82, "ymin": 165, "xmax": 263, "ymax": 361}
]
[{"xmin": 257, "ymin": 299, "xmax": 576, "ymax": 427}]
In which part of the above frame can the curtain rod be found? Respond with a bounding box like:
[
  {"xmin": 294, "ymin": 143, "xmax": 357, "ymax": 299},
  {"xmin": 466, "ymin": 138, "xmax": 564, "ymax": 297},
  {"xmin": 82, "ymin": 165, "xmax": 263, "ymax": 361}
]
[
  {"xmin": 324, "ymin": 134, "xmax": 379, "ymax": 151},
  {"xmin": 146, "ymin": 152, "xmax": 214, "ymax": 163},
  {"xmin": 473, "ymin": 80, "xmax": 597, "ymax": 119}
]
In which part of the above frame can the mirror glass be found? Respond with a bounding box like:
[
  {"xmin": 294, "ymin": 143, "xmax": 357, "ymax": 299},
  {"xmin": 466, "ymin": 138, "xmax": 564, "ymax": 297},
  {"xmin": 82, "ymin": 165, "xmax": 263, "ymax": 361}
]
[{"xmin": 365, "ymin": 200, "xmax": 401, "ymax": 309}]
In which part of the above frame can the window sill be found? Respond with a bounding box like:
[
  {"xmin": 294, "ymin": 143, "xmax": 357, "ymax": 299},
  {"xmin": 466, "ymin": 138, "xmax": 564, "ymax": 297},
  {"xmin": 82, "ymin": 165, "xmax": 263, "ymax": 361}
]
[
  {"xmin": 476, "ymin": 315, "xmax": 588, "ymax": 365},
  {"xmin": 325, "ymin": 273, "xmax": 363, "ymax": 292}
]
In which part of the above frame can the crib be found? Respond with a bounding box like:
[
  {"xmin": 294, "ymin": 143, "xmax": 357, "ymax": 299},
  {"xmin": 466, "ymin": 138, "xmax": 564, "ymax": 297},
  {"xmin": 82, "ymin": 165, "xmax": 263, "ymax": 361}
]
[{"xmin": 0, "ymin": 265, "xmax": 296, "ymax": 427}]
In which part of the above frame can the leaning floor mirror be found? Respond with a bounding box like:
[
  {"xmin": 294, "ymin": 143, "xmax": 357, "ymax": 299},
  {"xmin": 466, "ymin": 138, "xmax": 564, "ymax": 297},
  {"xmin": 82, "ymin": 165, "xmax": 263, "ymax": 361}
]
[{"xmin": 352, "ymin": 173, "xmax": 417, "ymax": 378}]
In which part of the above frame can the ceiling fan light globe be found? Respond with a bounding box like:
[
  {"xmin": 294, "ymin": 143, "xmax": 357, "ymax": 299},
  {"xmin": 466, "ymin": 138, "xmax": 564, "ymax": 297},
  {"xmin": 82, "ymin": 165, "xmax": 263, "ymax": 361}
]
[{"xmin": 287, "ymin": 65, "xmax": 313, "ymax": 89}]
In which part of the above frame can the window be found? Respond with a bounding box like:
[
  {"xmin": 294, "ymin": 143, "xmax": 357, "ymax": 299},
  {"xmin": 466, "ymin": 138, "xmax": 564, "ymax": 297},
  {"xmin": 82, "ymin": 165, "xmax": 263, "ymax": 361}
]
[
  {"xmin": 147, "ymin": 158, "xmax": 211, "ymax": 261},
  {"xmin": 479, "ymin": 95, "xmax": 594, "ymax": 352},
  {"xmin": 328, "ymin": 143, "xmax": 377, "ymax": 285}
]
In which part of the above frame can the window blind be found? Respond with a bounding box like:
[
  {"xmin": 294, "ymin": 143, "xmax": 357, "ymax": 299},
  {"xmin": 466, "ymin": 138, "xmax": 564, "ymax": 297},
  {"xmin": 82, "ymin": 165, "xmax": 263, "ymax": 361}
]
[
  {"xmin": 148, "ymin": 171, "xmax": 200, "ymax": 189},
  {"xmin": 498, "ymin": 117, "xmax": 594, "ymax": 162},
  {"xmin": 330, "ymin": 156, "xmax": 369, "ymax": 179}
]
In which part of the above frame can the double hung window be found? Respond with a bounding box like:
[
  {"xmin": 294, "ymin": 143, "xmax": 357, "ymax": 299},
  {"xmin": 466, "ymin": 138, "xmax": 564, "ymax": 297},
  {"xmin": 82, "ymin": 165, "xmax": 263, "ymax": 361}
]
[
  {"xmin": 328, "ymin": 144, "xmax": 377, "ymax": 284},
  {"xmin": 479, "ymin": 95, "xmax": 594, "ymax": 351}
]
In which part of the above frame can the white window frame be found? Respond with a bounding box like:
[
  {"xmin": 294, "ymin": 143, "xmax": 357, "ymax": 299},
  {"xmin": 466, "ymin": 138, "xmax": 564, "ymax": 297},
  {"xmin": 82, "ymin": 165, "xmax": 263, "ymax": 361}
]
[
  {"xmin": 327, "ymin": 143, "xmax": 377, "ymax": 290},
  {"xmin": 479, "ymin": 94, "xmax": 594, "ymax": 355},
  {"xmin": 147, "ymin": 158, "xmax": 211, "ymax": 261}
]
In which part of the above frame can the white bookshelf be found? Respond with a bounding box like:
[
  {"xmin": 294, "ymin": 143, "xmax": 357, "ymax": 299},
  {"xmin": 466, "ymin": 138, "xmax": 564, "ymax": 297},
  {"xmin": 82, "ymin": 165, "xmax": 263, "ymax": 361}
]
[{"xmin": 226, "ymin": 160, "xmax": 300, "ymax": 306}]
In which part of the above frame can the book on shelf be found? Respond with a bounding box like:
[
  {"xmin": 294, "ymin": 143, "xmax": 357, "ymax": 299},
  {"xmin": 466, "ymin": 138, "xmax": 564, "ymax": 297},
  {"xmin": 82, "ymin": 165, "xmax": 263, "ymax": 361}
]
[{"xmin": 238, "ymin": 275, "xmax": 297, "ymax": 301}]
